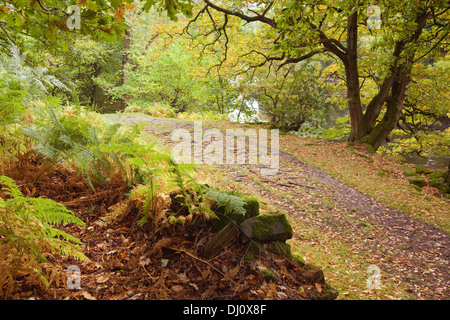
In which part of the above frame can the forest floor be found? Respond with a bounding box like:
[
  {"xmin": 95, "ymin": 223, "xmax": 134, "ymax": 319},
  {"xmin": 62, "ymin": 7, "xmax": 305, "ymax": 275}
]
[
  {"xmin": 4, "ymin": 113, "xmax": 448, "ymax": 300},
  {"xmin": 100, "ymin": 113, "xmax": 450, "ymax": 300}
]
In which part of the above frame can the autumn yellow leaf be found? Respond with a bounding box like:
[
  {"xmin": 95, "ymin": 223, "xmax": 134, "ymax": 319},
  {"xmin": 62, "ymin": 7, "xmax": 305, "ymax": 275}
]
[
  {"xmin": 123, "ymin": 3, "xmax": 136, "ymax": 10},
  {"xmin": 114, "ymin": 7, "xmax": 124, "ymax": 23}
]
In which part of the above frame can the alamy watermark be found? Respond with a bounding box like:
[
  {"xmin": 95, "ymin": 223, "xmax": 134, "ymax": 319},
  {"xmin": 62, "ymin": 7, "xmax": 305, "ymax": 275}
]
[
  {"xmin": 171, "ymin": 121, "xmax": 279, "ymax": 176},
  {"xmin": 366, "ymin": 265, "xmax": 381, "ymax": 289},
  {"xmin": 66, "ymin": 265, "xmax": 81, "ymax": 290},
  {"xmin": 367, "ymin": 5, "xmax": 382, "ymax": 30},
  {"xmin": 67, "ymin": 5, "xmax": 81, "ymax": 30}
]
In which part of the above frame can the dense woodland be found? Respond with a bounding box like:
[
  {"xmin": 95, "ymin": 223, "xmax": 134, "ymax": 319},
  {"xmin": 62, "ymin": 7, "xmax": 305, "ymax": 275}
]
[{"xmin": 0, "ymin": 0, "xmax": 449, "ymax": 300}]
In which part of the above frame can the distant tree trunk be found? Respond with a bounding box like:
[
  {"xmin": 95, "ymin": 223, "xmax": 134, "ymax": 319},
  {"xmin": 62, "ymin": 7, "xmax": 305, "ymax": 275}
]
[
  {"xmin": 445, "ymin": 161, "xmax": 450, "ymax": 186},
  {"xmin": 120, "ymin": 28, "xmax": 131, "ymax": 110}
]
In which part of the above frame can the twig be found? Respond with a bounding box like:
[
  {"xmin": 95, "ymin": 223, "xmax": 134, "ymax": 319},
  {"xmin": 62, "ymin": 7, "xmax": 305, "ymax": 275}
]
[
  {"xmin": 141, "ymin": 265, "xmax": 155, "ymax": 281},
  {"xmin": 167, "ymin": 247, "xmax": 225, "ymax": 277}
]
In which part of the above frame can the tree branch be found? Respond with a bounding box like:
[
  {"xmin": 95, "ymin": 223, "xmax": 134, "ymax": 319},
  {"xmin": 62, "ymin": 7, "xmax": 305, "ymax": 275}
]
[{"xmin": 203, "ymin": 0, "xmax": 277, "ymax": 28}]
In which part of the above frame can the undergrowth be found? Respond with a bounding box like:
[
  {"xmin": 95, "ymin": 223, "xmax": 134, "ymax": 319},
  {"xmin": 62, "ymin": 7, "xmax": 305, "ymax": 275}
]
[{"xmin": 0, "ymin": 175, "xmax": 87, "ymax": 298}]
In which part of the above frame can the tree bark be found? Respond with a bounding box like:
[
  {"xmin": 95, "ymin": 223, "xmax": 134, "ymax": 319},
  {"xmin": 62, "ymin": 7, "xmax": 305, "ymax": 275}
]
[
  {"xmin": 359, "ymin": 10, "xmax": 429, "ymax": 149},
  {"xmin": 344, "ymin": 12, "xmax": 366, "ymax": 142},
  {"xmin": 364, "ymin": 64, "xmax": 413, "ymax": 149}
]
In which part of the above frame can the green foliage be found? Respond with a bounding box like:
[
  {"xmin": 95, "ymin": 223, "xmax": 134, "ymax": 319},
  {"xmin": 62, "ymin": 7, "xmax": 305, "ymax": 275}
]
[
  {"xmin": 0, "ymin": 45, "xmax": 69, "ymax": 101},
  {"xmin": 257, "ymin": 62, "xmax": 330, "ymax": 132},
  {"xmin": 22, "ymin": 100, "xmax": 160, "ymax": 189},
  {"xmin": 0, "ymin": 175, "xmax": 87, "ymax": 296},
  {"xmin": 123, "ymin": 101, "xmax": 176, "ymax": 118},
  {"xmin": 50, "ymin": 36, "xmax": 124, "ymax": 111},
  {"xmin": 0, "ymin": 78, "xmax": 27, "ymax": 126},
  {"xmin": 205, "ymin": 188, "xmax": 246, "ymax": 217},
  {"xmin": 118, "ymin": 39, "xmax": 208, "ymax": 112}
]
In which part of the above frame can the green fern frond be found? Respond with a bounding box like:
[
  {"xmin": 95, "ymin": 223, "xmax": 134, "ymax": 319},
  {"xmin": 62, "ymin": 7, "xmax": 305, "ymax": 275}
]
[
  {"xmin": 0, "ymin": 175, "xmax": 88, "ymax": 294},
  {"xmin": 205, "ymin": 189, "xmax": 246, "ymax": 216}
]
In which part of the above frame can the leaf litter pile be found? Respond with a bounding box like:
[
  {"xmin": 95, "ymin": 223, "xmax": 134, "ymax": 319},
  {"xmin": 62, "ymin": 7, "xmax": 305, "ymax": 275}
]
[{"xmin": 0, "ymin": 151, "xmax": 331, "ymax": 300}]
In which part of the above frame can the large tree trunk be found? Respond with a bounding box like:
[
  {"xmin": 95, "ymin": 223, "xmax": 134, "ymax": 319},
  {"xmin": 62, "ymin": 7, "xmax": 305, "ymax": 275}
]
[
  {"xmin": 345, "ymin": 12, "xmax": 366, "ymax": 142},
  {"xmin": 346, "ymin": 10, "xmax": 429, "ymax": 150},
  {"xmin": 364, "ymin": 62, "xmax": 413, "ymax": 149}
]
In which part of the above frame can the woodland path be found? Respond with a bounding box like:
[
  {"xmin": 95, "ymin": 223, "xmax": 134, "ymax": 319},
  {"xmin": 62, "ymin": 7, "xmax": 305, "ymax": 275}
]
[{"xmin": 104, "ymin": 114, "xmax": 450, "ymax": 300}]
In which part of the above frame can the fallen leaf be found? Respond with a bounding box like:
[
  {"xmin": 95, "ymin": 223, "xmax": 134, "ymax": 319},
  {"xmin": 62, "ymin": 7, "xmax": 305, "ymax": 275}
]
[
  {"xmin": 172, "ymin": 285, "xmax": 184, "ymax": 292},
  {"xmin": 80, "ymin": 291, "xmax": 97, "ymax": 300},
  {"xmin": 314, "ymin": 283, "xmax": 323, "ymax": 293},
  {"xmin": 128, "ymin": 293, "xmax": 142, "ymax": 300},
  {"xmin": 96, "ymin": 274, "xmax": 110, "ymax": 284},
  {"xmin": 189, "ymin": 283, "xmax": 199, "ymax": 291}
]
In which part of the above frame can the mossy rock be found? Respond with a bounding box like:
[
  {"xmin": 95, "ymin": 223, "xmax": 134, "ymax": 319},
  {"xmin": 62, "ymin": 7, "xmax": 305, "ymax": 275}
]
[
  {"xmin": 266, "ymin": 241, "xmax": 292, "ymax": 258},
  {"xmin": 403, "ymin": 169, "xmax": 416, "ymax": 177},
  {"xmin": 317, "ymin": 284, "xmax": 339, "ymax": 300},
  {"xmin": 428, "ymin": 170, "xmax": 446, "ymax": 180},
  {"xmin": 212, "ymin": 197, "xmax": 260, "ymax": 232},
  {"xmin": 239, "ymin": 213, "xmax": 293, "ymax": 243},
  {"xmin": 388, "ymin": 154, "xmax": 407, "ymax": 163},
  {"xmin": 292, "ymin": 254, "xmax": 306, "ymax": 266},
  {"xmin": 430, "ymin": 177, "xmax": 445, "ymax": 188},
  {"xmin": 299, "ymin": 263, "xmax": 325, "ymax": 283},
  {"xmin": 247, "ymin": 241, "xmax": 265, "ymax": 255},
  {"xmin": 414, "ymin": 165, "xmax": 426, "ymax": 175},
  {"xmin": 430, "ymin": 177, "xmax": 448, "ymax": 194},
  {"xmin": 407, "ymin": 176, "xmax": 426, "ymax": 188}
]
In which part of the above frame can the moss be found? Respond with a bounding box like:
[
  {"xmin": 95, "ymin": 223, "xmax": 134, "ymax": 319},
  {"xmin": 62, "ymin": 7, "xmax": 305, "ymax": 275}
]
[
  {"xmin": 414, "ymin": 165, "xmax": 426, "ymax": 175},
  {"xmin": 292, "ymin": 254, "xmax": 306, "ymax": 266},
  {"xmin": 430, "ymin": 177, "xmax": 445, "ymax": 188},
  {"xmin": 243, "ymin": 198, "xmax": 260, "ymax": 219},
  {"xmin": 247, "ymin": 241, "xmax": 265, "ymax": 255},
  {"xmin": 267, "ymin": 241, "xmax": 292, "ymax": 258},
  {"xmin": 407, "ymin": 176, "xmax": 426, "ymax": 187},
  {"xmin": 365, "ymin": 144, "xmax": 376, "ymax": 154},
  {"xmin": 240, "ymin": 213, "xmax": 293, "ymax": 242},
  {"xmin": 403, "ymin": 169, "xmax": 416, "ymax": 177},
  {"xmin": 386, "ymin": 154, "xmax": 408, "ymax": 164},
  {"xmin": 321, "ymin": 284, "xmax": 339, "ymax": 300},
  {"xmin": 262, "ymin": 269, "xmax": 278, "ymax": 282},
  {"xmin": 212, "ymin": 197, "xmax": 260, "ymax": 232},
  {"xmin": 428, "ymin": 170, "xmax": 446, "ymax": 180},
  {"xmin": 429, "ymin": 177, "xmax": 448, "ymax": 194},
  {"xmin": 243, "ymin": 252, "xmax": 255, "ymax": 261}
]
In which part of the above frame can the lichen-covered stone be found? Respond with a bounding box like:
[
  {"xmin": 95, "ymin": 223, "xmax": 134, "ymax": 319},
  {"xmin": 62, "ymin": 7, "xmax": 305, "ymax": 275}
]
[{"xmin": 239, "ymin": 213, "xmax": 293, "ymax": 243}]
